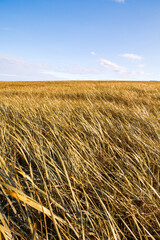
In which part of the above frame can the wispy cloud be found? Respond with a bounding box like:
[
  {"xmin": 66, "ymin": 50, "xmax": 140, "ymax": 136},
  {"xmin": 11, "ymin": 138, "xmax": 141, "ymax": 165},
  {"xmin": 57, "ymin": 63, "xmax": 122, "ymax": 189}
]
[
  {"xmin": 0, "ymin": 53, "xmax": 54, "ymax": 81},
  {"xmin": 131, "ymin": 71, "xmax": 149, "ymax": 76},
  {"xmin": 121, "ymin": 53, "xmax": 143, "ymax": 61},
  {"xmin": 53, "ymin": 65, "xmax": 100, "ymax": 75},
  {"xmin": 0, "ymin": 73, "xmax": 17, "ymax": 77},
  {"xmin": 0, "ymin": 53, "xmax": 101, "ymax": 81},
  {"xmin": 137, "ymin": 64, "xmax": 145, "ymax": 68},
  {"xmin": 0, "ymin": 53, "xmax": 149, "ymax": 81},
  {"xmin": 113, "ymin": 0, "xmax": 125, "ymax": 3},
  {"xmin": 99, "ymin": 58, "xmax": 149, "ymax": 78},
  {"xmin": 91, "ymin": 51, "xmax": 96, "ymax": 56},
  {"xmin": 99, "ymin": 59, "xmax": 127, "ymax": 75},
  {"xmin": 42, "ymin": 65, "xmax": 100, "ymax": 81}
]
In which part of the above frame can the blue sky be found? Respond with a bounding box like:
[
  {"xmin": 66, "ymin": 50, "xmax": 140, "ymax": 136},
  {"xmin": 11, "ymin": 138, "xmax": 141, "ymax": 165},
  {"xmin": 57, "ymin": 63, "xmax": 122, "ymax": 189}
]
[{"xmin": 0, "ymin": 0, "xmax": 159, "ymax": 81}]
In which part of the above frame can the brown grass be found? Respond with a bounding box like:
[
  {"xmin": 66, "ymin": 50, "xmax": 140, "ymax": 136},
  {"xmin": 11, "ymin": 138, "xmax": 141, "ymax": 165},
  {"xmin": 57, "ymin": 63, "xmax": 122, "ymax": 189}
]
[{"xmin": 0, "ymin": 81, "xmax": 160, "ymax": 239}]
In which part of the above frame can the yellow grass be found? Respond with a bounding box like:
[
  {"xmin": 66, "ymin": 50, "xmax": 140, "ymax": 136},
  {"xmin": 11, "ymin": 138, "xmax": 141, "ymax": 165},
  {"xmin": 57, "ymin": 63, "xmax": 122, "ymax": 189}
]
[{"xmin": 0, "ymin": 81, "xmax": 160, "ymax": 239}]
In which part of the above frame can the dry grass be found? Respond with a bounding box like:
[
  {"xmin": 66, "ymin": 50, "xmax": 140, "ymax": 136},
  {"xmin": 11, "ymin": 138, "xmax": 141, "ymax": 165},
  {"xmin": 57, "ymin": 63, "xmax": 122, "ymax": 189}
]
[{"xmin": 0, "ymin": 81, "xmax": 160, "ymax": 240}]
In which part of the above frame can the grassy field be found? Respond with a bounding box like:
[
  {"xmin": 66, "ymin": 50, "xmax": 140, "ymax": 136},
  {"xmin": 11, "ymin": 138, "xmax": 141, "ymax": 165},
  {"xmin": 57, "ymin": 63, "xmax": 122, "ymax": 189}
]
[{"xmin": 0, "ymin": 81, "xmax": 160, "ymax": 240}]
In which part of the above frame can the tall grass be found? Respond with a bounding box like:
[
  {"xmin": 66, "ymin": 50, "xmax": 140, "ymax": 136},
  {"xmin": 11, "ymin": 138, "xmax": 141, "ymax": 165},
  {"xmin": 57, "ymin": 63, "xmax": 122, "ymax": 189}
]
[{"xmin": 0, "ymin": 81, "xmax": 160, "ymax": 239}]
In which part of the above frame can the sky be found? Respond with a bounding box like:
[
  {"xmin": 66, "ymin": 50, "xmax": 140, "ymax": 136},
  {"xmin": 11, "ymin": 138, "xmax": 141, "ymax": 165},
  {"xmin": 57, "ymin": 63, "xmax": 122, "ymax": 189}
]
[{"xmin": 0, "ymin": 0, "xmax": 160, "ymax": 81}]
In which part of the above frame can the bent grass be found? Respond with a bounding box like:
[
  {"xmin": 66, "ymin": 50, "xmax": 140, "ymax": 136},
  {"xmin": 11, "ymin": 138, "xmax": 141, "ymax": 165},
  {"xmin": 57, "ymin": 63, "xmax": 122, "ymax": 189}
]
[{"xmin": 0, "ymin": 81, "xmax": 160, "ymax": 239}]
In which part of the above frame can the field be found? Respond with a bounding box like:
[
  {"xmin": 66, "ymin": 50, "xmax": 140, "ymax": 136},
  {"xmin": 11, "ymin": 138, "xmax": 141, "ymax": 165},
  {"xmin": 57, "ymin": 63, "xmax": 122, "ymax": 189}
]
[{"xmin": 0, "ymin": 81, "xmax": 160, "ymax": 240}]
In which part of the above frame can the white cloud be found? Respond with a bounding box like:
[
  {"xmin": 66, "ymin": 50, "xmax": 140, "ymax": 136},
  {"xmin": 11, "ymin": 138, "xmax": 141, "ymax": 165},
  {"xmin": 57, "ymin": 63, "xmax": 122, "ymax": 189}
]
[
  {"xmin": 91, "ymin": 51, "xmax": 96, "ymax": 56},
  {"xmin": 53, "ymin": 65, "xmax": 100, "ymax": 75},
  {"xmin": 137, "ymin": 64, "xmax": 145, "ymax": 68},
  {"xmin": 0, "ymin": 53, "xmax": 57, "ymax": 81},
  {"xmin": 131, "ymin": 71, "xmax": 149, "ymax": 76},
  {"xmin": 113, "ymin": 0, "xmax": 125, "ymax": 3},
  {"xmin": 99, "ymin": 59, "xmax": 127, "ymax": 75},
  {"xmin": 0, "ymin": 53, "xmax": 150, "ymax": 81},
  {"xmin": 0, "ymin": 53, "xmax": 50, "ymax": 73},
  {"xmin": 99, "ymin": 58, "xmax": 149, "ymax": 79},
  {"xmin": 41, "ymin": 71, "xmax": 101, "ymax": 80},
  {"xmin": 0, "ymin": 53, "xmax": 101, "ymax": 81},
  {"xmin": 0, "ymin": 73, "xmax": 17, "ymax": 77},
  {"xmin": 121, "ymin": 53, "xmax": 143, "ymax": 61}
]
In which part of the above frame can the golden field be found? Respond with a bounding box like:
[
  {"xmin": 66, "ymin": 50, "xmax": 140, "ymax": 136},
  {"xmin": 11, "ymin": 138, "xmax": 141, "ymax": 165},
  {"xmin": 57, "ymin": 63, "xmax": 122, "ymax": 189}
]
[{"xmin": 0, "ymin": 81, "xmax": 160, "ymax": 240}]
